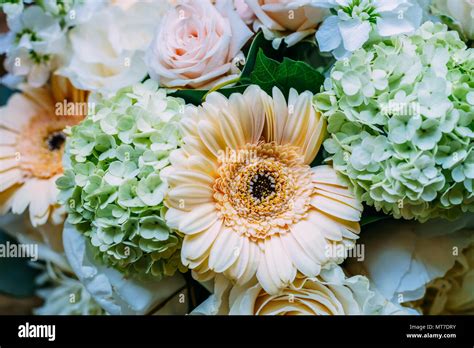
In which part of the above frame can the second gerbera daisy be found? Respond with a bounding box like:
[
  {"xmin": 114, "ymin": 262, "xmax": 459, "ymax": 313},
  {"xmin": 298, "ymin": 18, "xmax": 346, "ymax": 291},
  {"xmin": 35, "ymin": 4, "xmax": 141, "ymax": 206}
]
[
  {"xmin": 164, "ymin": 85, "xmax": 363, "ymax": 294},
  {"xmin": 0, "ymin": 77, "xmax": 86, "ymax": 226}
]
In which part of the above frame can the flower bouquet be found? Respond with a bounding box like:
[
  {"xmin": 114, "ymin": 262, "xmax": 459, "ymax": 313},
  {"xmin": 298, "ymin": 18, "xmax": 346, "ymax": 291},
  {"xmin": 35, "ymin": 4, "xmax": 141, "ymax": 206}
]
[{"xmin": 0, "ymin": 0, "xmax": 473, "ymax": 318}]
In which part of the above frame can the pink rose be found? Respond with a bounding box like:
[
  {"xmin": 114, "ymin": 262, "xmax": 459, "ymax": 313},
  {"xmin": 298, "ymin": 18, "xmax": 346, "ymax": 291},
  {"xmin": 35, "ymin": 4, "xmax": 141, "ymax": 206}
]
[
  {"xmin": 245, "ymin": 0, "xmax": 328, "ymax": 48},
  {"xmin": 146, "ymin": 0, "xmax": 253, "ymax": 89}
]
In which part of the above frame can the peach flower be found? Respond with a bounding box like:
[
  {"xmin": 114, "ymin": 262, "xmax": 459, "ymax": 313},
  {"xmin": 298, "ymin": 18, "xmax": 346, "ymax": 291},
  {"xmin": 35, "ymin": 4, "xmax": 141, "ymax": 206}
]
[
  {"xmin": 146, "ymin": 0, "xmax": 253, "ymax": 89},
  {"xmin": 246, "ymin": 0, "xmax": 328, "ymax": 48}
]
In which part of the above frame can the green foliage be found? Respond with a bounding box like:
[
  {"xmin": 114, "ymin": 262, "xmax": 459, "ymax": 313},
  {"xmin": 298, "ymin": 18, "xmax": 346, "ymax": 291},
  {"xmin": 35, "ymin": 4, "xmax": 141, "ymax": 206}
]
[
  {"xmin": 249, "ymin": 50, "xmax": 324, "ymax": 97},
  {"xmin": 171, "ymin": 31, "xmax": 329, "ymax": 105}
]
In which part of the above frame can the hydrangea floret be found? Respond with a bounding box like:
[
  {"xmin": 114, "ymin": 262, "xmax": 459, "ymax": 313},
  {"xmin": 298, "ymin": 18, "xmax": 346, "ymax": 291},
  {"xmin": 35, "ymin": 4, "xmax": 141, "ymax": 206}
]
[
  {"xmin": 57, "ymin": 80, "xmax": 187, "ymax": 278},
  {"xmin": 315, "ymin": 22, "xmax": 474, "ymax": 221}
]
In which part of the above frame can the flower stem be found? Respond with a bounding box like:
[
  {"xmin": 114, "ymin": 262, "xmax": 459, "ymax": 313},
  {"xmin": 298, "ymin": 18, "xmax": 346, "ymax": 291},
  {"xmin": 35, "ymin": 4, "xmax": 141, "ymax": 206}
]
[{"xmin": 202, "ymin": 77, "xmax": 241, "ymax": 101}]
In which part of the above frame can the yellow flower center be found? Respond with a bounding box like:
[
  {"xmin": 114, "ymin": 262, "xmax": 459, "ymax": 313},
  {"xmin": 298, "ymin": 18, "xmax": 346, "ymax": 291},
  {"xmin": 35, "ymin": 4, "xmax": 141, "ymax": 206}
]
[
  {"xmin": 214, "ymin": 142, "xmax": 313, "ymax": 240},
  {"xmin": 16, "ymin": 112, "xmax": 79, "ymax": 179}
]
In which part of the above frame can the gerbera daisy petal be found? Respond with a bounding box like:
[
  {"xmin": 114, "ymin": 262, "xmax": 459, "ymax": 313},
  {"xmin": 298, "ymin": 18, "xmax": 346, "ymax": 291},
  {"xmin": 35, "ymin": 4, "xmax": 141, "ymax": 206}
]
[
  {"xmin": 218, "ymin": 109, "xmax": 247, "ymax": 151},
  {"xmin": 226, "ymin": 237, "xmax": 250, "ymax": 280},
  {"xmin": 257, "ymin": 251, "xmax": 282, "ymax": 295},
  {"xmin": 310, "ymin": 195, "xmax": 362, "ymax": 222},
  {"xmin": 182, "ymin": 219, "xmax": 223, "ymax": 262},
  {"xmin": 280, "ymin": 231, "xmax": 321, "ymax": 278},
  {"xmin": 0, "ymin": 145, "xmax": 17, "ymax": 159},
  {"xmin": 208, "ymin": 229, "xmax": 243, "ymax": 273},
  {"xmin": 237, "ymin": 241, "xmax": 261, "ymax": 285},
  {"xmin": 291, "ymin": 219, "xmax": 328, "ymax": 264},
  {"xmin": 165, "ymin": 169, "xmax": 215, "ymax": 187},
  {"xmin": 178, "ymin": 203, "xmax": 218, "ymax": 234},
  {"xmin": 0, "ymin": 129, "xmax": 17, "ymax": 145},
  {"xmin": 311, "ymin": 165, "xmax": 347, "ymax": 187},
  {"xmin": 10, "ymin": 182, "xmax": 32, "ymax": 215},
  {"xmin": 0, "ymin": 158, "xmax": 19, "ymax": 172},
  {"xmin": 197, "ymin": 119, "xmax": 227, "ymax": 158},
  {"xmin": 0, "ymin": 169, "xmax": 22, "ymax": 192},
  {"xmin": 0, "ymin": 94, "xmax": 36, "ymax": 131},
  {"xmin": 267, "ymin": 236, "xmax": 296, "ymax": 285}
]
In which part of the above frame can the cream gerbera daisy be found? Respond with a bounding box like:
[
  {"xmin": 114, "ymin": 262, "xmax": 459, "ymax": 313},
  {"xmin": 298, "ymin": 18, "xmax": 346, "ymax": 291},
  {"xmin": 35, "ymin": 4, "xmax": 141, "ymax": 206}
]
[
  {"xmin": 0, "ymin": 76, "xmax": 86, "ymax": 226},
  {"xmin": 164, "ymin": 85, "xmax": 363, "ymax": 294}
]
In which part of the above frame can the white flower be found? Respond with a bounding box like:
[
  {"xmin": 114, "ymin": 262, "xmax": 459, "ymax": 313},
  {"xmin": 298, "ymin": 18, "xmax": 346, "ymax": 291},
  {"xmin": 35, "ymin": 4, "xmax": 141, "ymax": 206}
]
[
  {"xmin": 346, "ymin": 214, "xmax": 474, "ymax": 308},
  {"xmin": 432, "ymin": 0, "xmax": 474, "ymax": 41},
  {"xmin": 164, "ymin": 85, "xmax": 363, "ymax": 295},
  {"xmin": 40, "ymin": 0, "xmax": 106, "ymax": 27},
  {"xmin": 0, "ymin": 83, "xmax": 83, "ymax": 227},
  {"xmin": 0, "ymin": 214, "xmax": 102, "ymax": 315},
  {"xmin": 315, "ymin": 0, "xmax": 423, "ymax": 59},
  {"xmin": 412, "ymin": 244, "xmax": 474, "ymax": 315},
  {"xmin": 247, "ymin": 0, "xmax": 329, "ymax": 49},
  {"xmin": 58, "ymin": 1, "xmax": 169, "ymax": 95},
  {"xmin": 62, "ymin": 223, "xmax": 189, "ymax": 315},
  {"xmin": 34, "ymin": 262, "xmax": 106, "ymax": 315},
  {"xmin": 0, "ymin": 5, "xmax": 67, "ymax": 87},
  {"xmin": 0, "ymin": 1, "xmax": 29, "ymax": 21},
  {"xmin": 192, "ymin": 263, "xmax": 412, "ymax": 315}
]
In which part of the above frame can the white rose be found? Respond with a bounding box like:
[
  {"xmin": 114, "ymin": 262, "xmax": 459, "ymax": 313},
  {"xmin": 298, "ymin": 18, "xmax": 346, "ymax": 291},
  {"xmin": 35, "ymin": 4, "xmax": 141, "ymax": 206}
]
[
  {"xmin": 192, "ymin": 264, "xmax": 412, "ymax": 315},
  {"xmin": 63, "ymin": 223, "xmax": 188, "ymax": 315},
  {"xmin": 246, "ymin": 0, "xmax": 328, "ymax": 49},
  {"xmin": 413, "ymin": 244, "xmax": 474, "ymax": 315},
  {"xmin": 432, "ymin": 0, "xmax": 474, "ymax": 41},
  {"xmin": 346, "ymin": 215, "xmax": 474, "ymax": 311},
  {"xmin": 146, "ymin": 0, "xmax": 253, "ymax": 89},
  {"xmin": 58, "ymin": 1, "xmax": 169, "ymax": 94}
]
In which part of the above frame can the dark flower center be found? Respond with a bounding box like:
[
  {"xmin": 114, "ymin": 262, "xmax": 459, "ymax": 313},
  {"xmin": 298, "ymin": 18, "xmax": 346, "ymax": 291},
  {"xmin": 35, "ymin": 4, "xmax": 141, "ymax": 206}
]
[
  {"xmin": 47, "ymin": 131, "xmax": 66, "ymax": 151},
  {"xmin": 249, "ymin": 172, "xmax": 276, "ymax": 202}
]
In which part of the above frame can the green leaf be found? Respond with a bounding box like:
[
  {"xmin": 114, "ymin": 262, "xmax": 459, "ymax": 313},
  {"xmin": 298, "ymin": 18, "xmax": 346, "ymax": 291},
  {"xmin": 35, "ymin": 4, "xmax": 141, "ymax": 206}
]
[
  {"xmin": 169, "ymin": 89, "xmax": 206, "ymax": 105},
  {"xmin": 284, "ymin": 39, "xmax": 335, "ymax": 74},
  {"xmin": 250, "ymin": 49, "xmax": 325, "ymax": 98},
  {"xmin": 0, "ymin": 86, "xmax": 14, "ymax": 106},
  {"xmin": 0, "ymin": 230, "xmax": 41, "ymax": 298},
  {"xmin": 360, "ymin": 212, "xmax": 390, "ymax": 226},
  {"xmin": 170, "ymin": 85, "xmax": 250, "ymax": 106},
  {"xmin": 240, "ymin": 31, "xmax": 283, "ymax": 82}
]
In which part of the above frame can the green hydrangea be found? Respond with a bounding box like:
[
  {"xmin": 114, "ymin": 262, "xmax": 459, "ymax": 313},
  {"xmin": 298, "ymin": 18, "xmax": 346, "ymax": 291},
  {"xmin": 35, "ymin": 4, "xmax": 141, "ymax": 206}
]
[
  {"xmin": 315, "ymin": 22, "xmax": 474, "ymax": 222},
  {"xmin": 57, "ymin": 80, "xmax": 187, "ymax": 278}
]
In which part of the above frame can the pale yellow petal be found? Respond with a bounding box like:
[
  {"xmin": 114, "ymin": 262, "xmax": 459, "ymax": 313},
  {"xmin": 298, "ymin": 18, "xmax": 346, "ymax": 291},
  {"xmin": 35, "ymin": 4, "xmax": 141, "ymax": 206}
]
[
  {"xmin": 256, "ymin": 250, "xmax": 281, "ymax": 295},
  {"xmin": 280, "ymin": 231, "xmax": 321, "ymax": 277},
  {"xmin": 178, "ymin": 203, "xmax": 218, "ymax": 235},
  {"xmin": 311, "ymin": 165, "xmax": 347, "ymax": 187},
  {"xmin": 310, "ymin": 195, "xmax": 361, "ymax": 222},
  {"xmin": 209, "ymin": 228, "xmax": 243, "ymax": 273},
  {"xmin": 181, "ymin": 219, "xmax": 222, "ymax": 262}
]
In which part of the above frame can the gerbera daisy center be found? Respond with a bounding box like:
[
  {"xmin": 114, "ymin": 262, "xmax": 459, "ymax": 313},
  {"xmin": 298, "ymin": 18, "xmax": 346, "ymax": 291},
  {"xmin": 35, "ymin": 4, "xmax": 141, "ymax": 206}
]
[
  {"xmin": 16, "ymin": 113, "xmax": 79, "ymax": 179},
  {"xmin": 46, "ymin": 131, "xmax": 66, "ymax": 151},
  {"xmin": 214, "ymin": 142, "xmax": 314, "ymax": 239},
  {"xmin": 249, "ymin": 171, "xmax": 276, "ymax": 202}
]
